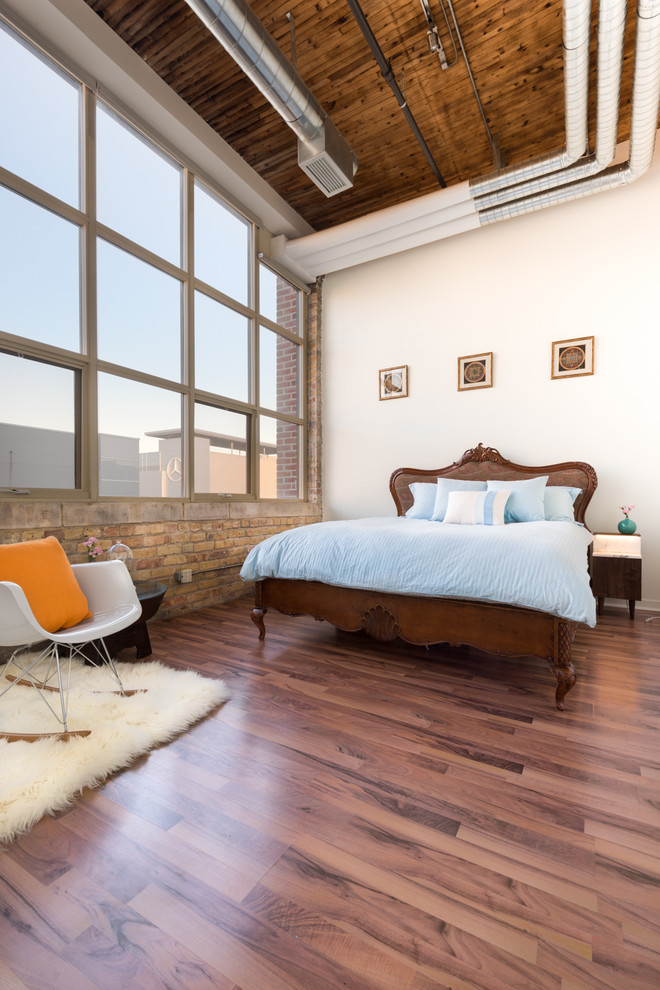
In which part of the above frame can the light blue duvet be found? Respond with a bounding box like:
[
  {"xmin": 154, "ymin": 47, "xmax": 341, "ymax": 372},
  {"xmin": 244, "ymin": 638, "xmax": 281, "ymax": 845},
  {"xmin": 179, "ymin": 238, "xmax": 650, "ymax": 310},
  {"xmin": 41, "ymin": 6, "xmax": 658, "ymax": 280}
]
[{"xmin": 240, "ymin": 517, "xmax": 596, "ymax": 626}]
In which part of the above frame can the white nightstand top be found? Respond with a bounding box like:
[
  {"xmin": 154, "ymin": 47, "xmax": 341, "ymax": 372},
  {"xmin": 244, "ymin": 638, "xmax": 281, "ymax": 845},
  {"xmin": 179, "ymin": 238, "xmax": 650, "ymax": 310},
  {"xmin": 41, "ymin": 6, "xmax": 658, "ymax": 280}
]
[{"xmin": 592, "ymin": 533, "xmax": 641, "ymax": 558}]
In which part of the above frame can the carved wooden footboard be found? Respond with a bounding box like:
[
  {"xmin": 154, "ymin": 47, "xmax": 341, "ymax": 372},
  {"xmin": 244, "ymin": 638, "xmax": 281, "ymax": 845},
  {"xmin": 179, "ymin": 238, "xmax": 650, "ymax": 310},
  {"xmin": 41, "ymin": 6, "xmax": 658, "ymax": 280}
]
[
  {"xmin": 248, "ymin": 444, "xmax": 596, "ymax": 710},
  {"xmin": 251, "ymin": 577, "xmax": 578, "ymax": 710}
]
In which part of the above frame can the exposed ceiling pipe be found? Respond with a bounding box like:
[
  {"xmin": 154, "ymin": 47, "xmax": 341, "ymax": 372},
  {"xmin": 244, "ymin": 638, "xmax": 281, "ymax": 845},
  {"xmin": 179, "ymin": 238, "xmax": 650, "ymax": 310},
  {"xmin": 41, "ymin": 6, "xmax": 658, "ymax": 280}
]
[
  {"xmin": 444, "ymin": 0, "xmax": 504, "ymax": 169},
  {"xmin": 473, "ymin": 0, "xmax": 627, "ymax": 211},
  {"xmin": 344, "ymin": 0, "xmax": 447, "ymax": 188},
  {"xmin": 183, "ymin": 0, "xmax": 358, "ymax": 197},
  {"xmin": 274, "ymin": 0, "xmax": 592, "ymax": 277},
  {"xmin": 478, "ymin": 0, "xmax": 660, "ymax": 225},
  {"xmin": 273, "ymin": 0, "xmax": 659, "ymax": 281},
  {"xmin": 469, "ymin": 0, "xmax": 592, "ymax": 197}
]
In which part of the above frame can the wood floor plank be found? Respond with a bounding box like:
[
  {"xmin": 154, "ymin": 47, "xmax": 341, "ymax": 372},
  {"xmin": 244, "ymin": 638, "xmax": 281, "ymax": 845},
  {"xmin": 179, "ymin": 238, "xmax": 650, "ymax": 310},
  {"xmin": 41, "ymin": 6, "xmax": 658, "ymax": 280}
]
[
  {"xmin": 129, "ymin": 883, "xmax": 377, "ymax": 990},
  {"xmin": 0, "ymin": 904, "xmax": 100, "ymax": 990},
  {"xmin": 242, "ymin": 883, "xmax": 417, "ymax": 990},
  {"xmin": 271, "ymin": 832, "xmax": 543, "ymax": 960},
  {"xmin": 0, "ymin": 956, "xmax": 32, "ymax": 990},
  {"xmin": 0, "ymin": 855, "xmax": 91, "ymax": 943},
  {"xmin": 2, "ymin": 597, "xmax": 659, "ymax": 989},
  {"xmin": 50, "ymin": 866, "xmax": 239, "ymax": 990}
]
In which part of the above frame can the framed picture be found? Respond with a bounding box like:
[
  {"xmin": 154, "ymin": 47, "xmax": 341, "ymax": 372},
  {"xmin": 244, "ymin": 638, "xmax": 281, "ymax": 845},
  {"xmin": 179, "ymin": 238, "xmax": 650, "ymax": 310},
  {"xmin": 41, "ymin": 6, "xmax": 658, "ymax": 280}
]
[
  {"xmin": 551, "ymin": 336, "xmax": 594, "ymax": 379},
  {"xmin": 379, "ymin": 365, "xmax": 408, "ymax": 400},
  {"xmin": 458, "ymin": 352, "xmax": 492, "ymax": 391}
]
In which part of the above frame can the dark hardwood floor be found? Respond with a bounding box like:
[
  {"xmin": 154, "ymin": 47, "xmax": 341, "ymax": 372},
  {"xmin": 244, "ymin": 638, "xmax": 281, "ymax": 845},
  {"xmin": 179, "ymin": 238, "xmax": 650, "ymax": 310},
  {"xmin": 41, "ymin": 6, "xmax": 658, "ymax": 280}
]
[{"xmin": 1, "ymin": 596, "xmax": 659, "ymax": 990}]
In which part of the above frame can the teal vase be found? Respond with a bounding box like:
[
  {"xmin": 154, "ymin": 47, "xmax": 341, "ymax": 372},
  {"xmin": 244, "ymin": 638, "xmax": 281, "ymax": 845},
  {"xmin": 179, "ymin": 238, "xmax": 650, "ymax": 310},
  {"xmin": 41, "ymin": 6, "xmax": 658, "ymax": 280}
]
[{"xmin": 618, "ymin": 517, "xmax": 637, "ymax": 535}]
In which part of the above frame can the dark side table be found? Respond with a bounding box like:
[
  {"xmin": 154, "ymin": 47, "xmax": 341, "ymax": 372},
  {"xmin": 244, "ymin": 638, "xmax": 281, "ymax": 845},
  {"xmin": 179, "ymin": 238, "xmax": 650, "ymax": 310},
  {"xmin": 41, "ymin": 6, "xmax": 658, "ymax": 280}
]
[
  {"xmin": 590, "ymin": 533, "xmax": 641, "ymax": 619},
  {"xmin": 104, "ymin": 580, "xmax": 167, "ymax": 659}
]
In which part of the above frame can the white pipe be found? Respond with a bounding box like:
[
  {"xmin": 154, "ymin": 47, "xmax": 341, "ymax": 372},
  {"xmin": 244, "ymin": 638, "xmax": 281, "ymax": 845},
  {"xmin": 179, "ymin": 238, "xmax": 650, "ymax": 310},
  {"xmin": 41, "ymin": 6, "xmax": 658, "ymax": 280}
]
[
  {"xmin": 276, "ymin": 0, "xmax": 592, "ymax": 278},
  {"xmin": 473, "ymin": 0, "xmax": 627, "ymax": 211},
  {"xmin": 479, "ymin": 0, "xmax": 660, "ymax": 224},
  {"xmin": 299, "ymin": 213, "xmax": 480, "ymax": 274},
  {"xmin": 275, "ymin": 0, "xmax": 659, "ymax": 279},
  {"xmin": 281, "ymin": 181, "xmax": 474, "ymax": 264},
  {"xmin": 469, "ymin": 0, "xmax": 592, "ymax": 197}
]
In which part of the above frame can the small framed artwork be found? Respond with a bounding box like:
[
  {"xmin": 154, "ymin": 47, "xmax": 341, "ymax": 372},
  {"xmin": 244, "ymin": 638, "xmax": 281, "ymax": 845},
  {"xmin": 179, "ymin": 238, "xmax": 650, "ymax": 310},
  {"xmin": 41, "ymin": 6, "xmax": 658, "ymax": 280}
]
[
  {"xmin": 458, "ymin": 352, "xmax": 493, "ymax": 391},
  {"xmin": 379, "ymin": 365, "xmax": 408, "ymax": 400},
  {"xmin": 551, "ymin": 336, "xmax": 594, "ymax": 379}
]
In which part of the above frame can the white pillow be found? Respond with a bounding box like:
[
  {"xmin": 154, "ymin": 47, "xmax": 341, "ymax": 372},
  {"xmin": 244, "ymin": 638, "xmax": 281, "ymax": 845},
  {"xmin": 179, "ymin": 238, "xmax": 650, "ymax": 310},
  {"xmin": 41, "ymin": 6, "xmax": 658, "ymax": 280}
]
[
  {"xmin": 431, "ymin": 478, "xmax": 488, "ymax": 521},
  {"xmin": 405, "ymin": 482, "xmax": 438, "ymax": 519},
  {"xmin": 444, "ymin": 489, "xmax": 510, "ymax": 526}
]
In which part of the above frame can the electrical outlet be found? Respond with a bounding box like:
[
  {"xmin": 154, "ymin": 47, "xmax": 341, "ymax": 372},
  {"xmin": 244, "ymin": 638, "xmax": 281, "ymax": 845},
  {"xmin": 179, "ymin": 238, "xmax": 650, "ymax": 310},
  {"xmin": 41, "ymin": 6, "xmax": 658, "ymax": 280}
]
[{"xmin": 175, "ymin": 569, "xmax": 193, "ymax": 583}]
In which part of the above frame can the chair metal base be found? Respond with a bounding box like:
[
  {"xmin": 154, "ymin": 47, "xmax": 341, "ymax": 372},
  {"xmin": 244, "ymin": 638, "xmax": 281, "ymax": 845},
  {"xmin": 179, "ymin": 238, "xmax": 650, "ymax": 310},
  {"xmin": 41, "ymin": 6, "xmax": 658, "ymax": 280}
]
[
  {"xmin": 1, "ymin": 729, "xmax": 92, "ymax": 743},
  {"xmin": 0, "ymin": 637, "xmax": 132, "ymax": 739}
]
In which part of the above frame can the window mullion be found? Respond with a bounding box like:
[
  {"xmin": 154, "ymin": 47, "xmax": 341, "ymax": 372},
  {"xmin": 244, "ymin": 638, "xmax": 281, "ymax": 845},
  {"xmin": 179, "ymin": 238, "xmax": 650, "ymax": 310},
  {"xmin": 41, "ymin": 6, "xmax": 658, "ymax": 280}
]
[
  {"xmin": 184, "ymin": 169, "xmax": 194, "ymax": 500},
  {"xmin": 84, "ymin": 85, "xmax": 99, "ymax": 500}
]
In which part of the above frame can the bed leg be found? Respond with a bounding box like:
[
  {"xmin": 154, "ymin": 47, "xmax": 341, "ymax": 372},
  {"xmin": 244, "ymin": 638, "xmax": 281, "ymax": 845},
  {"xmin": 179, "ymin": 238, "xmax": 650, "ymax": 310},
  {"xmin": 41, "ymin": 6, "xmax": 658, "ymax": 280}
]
[
  {"xmin": 251, "ymin": 607, "xmax": 267, "ymax": 640},
  {"xmin": 552, "ymin": 621, "xmax": 577, "ymax": 711}
]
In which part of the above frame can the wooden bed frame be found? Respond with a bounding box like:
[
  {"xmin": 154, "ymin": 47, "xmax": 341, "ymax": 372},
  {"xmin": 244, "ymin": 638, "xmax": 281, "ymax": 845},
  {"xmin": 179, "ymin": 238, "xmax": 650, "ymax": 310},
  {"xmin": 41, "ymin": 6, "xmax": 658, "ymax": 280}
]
[{"xmin": 250, "ymin": 444, "xmax": 598, "ymax": 710}]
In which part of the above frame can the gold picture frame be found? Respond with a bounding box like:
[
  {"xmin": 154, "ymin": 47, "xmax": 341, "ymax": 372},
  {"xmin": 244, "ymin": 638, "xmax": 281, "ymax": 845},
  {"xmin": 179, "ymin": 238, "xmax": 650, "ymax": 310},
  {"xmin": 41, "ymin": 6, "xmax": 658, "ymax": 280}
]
[
  {"xmin": 551, "ymin": 336, "xmax": 594, "ymax": 379},
  {"xmin": 458, "ymin": 352, "xmax": 492, "ymax": 391},
  {"xmin": 379, "ymin": 365, "xmax": 408, "ymax": 400}
]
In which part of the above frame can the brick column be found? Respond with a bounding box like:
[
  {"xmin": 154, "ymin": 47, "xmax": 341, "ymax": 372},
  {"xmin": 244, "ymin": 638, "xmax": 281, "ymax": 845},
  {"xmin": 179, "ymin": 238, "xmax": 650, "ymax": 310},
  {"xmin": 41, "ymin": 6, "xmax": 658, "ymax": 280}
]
[{"xmin": 275, "ymin": 280, "xmax": 301, "ymax": 498}]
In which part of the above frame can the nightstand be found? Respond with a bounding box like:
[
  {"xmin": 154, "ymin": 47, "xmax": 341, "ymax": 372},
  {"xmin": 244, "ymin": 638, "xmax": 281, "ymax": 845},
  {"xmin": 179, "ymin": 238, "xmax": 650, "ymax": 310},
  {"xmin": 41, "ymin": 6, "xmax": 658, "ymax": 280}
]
[{"xmin": 590, "ymin": 533, "xmax": 642, "ymax": 619}]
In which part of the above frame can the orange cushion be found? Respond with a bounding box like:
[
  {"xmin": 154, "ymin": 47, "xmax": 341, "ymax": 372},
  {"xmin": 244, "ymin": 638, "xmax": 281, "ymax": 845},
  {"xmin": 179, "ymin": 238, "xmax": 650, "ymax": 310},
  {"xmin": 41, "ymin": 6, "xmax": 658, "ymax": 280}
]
[{"xmin": 0, "ymin": 536, "xmax": 92, "ymax": 633}]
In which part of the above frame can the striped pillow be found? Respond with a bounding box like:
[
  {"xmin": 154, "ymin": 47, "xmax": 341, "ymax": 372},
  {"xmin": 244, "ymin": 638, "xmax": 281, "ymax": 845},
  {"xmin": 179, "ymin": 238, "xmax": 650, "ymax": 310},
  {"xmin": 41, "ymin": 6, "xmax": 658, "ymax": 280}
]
[{"xmin": 443, "ymin": 489, "xmax": 510, "ymax": 526}]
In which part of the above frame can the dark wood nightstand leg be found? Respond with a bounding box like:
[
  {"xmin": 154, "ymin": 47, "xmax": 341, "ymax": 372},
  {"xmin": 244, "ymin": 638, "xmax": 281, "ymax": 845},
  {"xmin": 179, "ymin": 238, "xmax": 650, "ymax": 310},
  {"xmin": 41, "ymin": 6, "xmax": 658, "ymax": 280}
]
[
  {"xmin": 133, "ymin": 622, "xmax": 153, "ymax": 658},
  {"xmin": 628, "ymin": 600, "xmax": 635, "ymax": 620},
  {"xmin": 597, "ymin": 597, "xmax": 604, "ymax": 616}
]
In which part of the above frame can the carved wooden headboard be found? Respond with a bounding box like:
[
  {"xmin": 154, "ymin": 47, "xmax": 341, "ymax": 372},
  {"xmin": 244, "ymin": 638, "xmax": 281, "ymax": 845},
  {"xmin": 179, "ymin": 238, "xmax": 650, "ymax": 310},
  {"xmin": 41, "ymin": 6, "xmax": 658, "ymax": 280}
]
[{"xmin": 389, "ymin": 443, "xmax": 598, "ymax": 525}]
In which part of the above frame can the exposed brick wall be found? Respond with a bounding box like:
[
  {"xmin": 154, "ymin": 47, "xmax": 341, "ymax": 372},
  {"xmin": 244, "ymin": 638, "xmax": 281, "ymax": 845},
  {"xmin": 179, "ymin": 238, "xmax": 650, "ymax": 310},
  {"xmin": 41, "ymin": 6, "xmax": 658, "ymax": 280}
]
[
  {"xmin": 275, "ymin": 279, "xmax": 300, "ymax": 497},
  {"xmin": 307, "ymin": 278, "xmax": 323, "ymax": 505},
  {"xmin": 0, "ymin": 500, "xmax": 320, "ymax": 620},
  {"xmin": 0, "ymin": 277, "xmax": 324, "ymax": 622}
]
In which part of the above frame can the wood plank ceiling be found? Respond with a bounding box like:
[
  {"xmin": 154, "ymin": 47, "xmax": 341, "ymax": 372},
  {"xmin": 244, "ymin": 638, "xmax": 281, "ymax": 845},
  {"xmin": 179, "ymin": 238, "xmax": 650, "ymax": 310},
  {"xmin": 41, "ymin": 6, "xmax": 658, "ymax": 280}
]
[{"xmin": 84, "ymin": 0, "xmax": 643, "ymax": 232}]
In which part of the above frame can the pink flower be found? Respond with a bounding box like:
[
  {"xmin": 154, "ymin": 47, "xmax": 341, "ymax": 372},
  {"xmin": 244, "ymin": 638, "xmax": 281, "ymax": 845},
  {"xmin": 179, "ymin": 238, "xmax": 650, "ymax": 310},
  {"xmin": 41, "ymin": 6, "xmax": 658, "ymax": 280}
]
[
  {"xmin": 83, "ymin": 536, "xmax": 103, "ymax": 560},
  {"xmin": 619, "ymin": 505, "xmax": 634, "ymax": 518}
]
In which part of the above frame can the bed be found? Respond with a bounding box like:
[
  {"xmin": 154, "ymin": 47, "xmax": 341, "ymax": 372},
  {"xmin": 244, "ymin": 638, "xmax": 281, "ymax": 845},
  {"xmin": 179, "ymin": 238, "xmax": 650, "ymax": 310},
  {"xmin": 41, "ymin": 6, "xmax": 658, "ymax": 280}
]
[{"xmin": 242, "ymin": 444, "xmax": 598, "ymax": 710}]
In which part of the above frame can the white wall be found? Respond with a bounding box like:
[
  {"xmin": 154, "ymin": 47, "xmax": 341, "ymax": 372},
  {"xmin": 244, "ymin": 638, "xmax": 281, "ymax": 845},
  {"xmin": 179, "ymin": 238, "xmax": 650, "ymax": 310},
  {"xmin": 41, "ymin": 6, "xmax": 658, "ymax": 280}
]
[{"xmin": 322, "ymin": 141, "xmax": 660, "ymax": 611}]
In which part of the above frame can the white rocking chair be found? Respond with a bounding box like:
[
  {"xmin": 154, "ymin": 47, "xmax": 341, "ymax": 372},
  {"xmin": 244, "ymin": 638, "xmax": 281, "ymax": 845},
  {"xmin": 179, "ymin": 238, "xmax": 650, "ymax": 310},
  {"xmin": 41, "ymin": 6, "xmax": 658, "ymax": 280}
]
[{"xmin": 0, "ymin": 560, "xmax": 142, "ymax": 741}]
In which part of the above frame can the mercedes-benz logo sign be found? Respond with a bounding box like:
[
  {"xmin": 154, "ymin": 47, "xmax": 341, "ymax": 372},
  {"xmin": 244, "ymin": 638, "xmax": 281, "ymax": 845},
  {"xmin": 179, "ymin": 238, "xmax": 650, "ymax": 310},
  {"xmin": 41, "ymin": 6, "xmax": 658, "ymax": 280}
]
[{"xmin": 166, "ymin": 456, "xmax": 182, "ymax": 482}]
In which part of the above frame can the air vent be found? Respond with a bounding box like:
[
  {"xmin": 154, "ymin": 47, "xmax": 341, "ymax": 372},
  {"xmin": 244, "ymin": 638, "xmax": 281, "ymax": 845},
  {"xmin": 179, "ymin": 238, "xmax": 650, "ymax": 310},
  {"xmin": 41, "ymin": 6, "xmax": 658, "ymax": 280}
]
[{"xmin": 298, "ymin": 118, "xmax": 358, "ymax": 198}]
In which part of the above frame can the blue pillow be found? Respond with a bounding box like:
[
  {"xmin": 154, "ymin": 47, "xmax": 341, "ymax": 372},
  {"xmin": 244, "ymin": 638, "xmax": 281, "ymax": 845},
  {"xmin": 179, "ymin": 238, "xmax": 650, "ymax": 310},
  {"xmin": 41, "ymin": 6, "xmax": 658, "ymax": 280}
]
[
  {"xmin": 405, "ymin": 482, "xmax": 437, "ymax": 519},
  {"xmin": 486, "ymin": 475, "xmax": 549, "ymax": 523},
  {"xmin": 544, "ymin": 486, "xmax": 582, "ymax": 522},
  {"xmin": 431, "ymin": 478, "xmax": 487, "ymax": 521}
]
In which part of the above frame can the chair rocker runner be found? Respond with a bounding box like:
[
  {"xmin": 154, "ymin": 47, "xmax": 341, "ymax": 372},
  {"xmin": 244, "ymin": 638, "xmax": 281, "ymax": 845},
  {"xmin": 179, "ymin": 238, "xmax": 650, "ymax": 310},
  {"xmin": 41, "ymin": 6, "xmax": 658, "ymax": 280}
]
[{"xmin": 0, "ymin": 558, "xmax": 143, "ymax": 742}]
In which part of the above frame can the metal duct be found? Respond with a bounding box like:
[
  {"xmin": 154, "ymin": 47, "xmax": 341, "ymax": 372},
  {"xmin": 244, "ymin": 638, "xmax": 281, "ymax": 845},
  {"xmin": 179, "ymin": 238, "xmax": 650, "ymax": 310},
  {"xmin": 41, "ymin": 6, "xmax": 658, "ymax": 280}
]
[
  {"xmin": 469, "ymin": 0, "xmax": 591, "ymax": 198},
  {"xmin": 629, "ymin": 0, "xmax": 660, "ymax": 175},
  {"xmin": 183, "ymin": 0, "xmax": 358, "ymax": 197},
  {"xmin": 273, "ymin": 0, "xmax": 659, "ymax": 280},
  {"xmin": 473, "ymin": 0, "xmax": 627, "ymax": 211},
  {"xmin": 478, "ymin": 0, "xmax": 660, "ymax": 225}
]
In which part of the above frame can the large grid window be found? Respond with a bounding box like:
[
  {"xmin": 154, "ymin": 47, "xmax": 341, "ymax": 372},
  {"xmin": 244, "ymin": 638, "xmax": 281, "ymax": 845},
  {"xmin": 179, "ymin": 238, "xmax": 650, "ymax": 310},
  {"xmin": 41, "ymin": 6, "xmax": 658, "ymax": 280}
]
[{"xmin": 0, "ymin": 18, "xmax": 305, "ymax": 501}]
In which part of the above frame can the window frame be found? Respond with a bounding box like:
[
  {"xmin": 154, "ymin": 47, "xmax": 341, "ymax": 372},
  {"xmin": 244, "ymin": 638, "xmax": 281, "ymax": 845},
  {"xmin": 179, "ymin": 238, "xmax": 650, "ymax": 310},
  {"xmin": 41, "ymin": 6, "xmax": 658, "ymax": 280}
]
[{"xmin": 0, "ymin": 15, "xmax": 307, "ymax": 504}]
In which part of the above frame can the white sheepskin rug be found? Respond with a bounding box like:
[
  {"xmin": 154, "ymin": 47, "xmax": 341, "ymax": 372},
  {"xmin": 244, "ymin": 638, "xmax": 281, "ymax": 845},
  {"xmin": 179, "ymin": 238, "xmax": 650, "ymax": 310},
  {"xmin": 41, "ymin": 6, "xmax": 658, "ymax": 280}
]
[{"xmin": 0, "ymin": 655, "xmax": 230, "ymax": 844}]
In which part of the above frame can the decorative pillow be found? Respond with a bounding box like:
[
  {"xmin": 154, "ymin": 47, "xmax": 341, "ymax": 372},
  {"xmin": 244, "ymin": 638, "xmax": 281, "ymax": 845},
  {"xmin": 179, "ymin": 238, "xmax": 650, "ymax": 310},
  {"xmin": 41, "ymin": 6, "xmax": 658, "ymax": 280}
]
[
  {"xmin": 486, "ymin": 475, "xmax": 549, "ymax": 523},
  {"xmin": 405, "ymin": 482, "xmax": 438, "ymax": 519},
  {"xmin": 431, "ymin": 478, "xmax": 488, "ymax": 521},
  {"xmin": 444, "ymin": 489, "xmax": 510, "ymax": 526},
  {"xmin": 0, "ymin": 536, "xmax": 92, "ymax": 633},
  {"xmin": 544, "ymin": 486, "xmax": 582, "ymax": 522}
]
